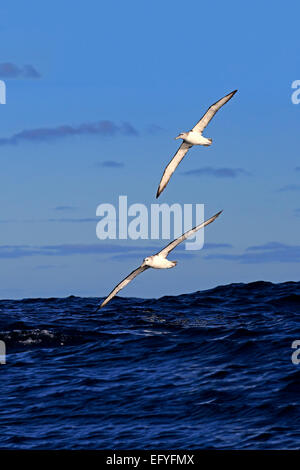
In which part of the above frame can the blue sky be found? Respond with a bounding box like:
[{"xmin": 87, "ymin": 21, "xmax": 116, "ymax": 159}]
[{"xmin": 0, "ymin": 0, "xmax": 299, "ymax": 299}]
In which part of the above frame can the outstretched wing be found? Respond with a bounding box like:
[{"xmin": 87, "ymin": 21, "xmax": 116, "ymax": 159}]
[
  {"xmin": 192, "ymin": 90, "xmax": 237, "ymax": 134},
  {"xmin": 157, "ymin": 211, "xmax": 222, "ymax": 258},
  {"xmin": 96, "ymin": 265, "xmax": 150, "ymax": 310},
  {"xmin": 156, "ymin": 141, "xmax": 192, "ymax": 198}
]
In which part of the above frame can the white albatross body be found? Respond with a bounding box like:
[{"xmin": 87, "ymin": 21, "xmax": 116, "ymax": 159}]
[
  {"xmin": 144, "ymin": 255, "xmax": 177, "ymax": 269},
  {"xmin": 95, "ymin": 210, "xmax": 222, "ymax": 310},
  {"xmin": 156, "ymin": 90, "xmax": 237, "ymax": 198},
  {"xmin": 177, "ymin": 132, "xmax": 212, "ymax": 146}
]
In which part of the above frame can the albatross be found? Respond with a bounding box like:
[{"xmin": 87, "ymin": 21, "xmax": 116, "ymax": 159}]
[
  {"xmin": 96, "ymin": 210, "xmax": 222, "ymax": 310},
  {"xmin": 156, "ymin": 90, "xmax": 237, "ymax": 198}
]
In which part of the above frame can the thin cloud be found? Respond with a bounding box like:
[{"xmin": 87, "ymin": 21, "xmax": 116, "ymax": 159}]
[
  {"xmin": 0, "ymin": 243, "xmax": 156, "ymax": 259},
  {"xmin": 0, "ymin": 241, "xmax": 232, "ymax": 260},
  {"xmin": 146, "ymin": 124, "xmax": 165, "ymax": 134},
  {"xmin": 0, "ymin": 120, "xmax": 138, "ymax": 146},
  {"xmin": 53, "ymin": 205, "xmax": 77, "ymax": 212},
  {"xmin": 121, "ymin": 122, "xmax": 138, "ymax": 136},
  {"xmin": 0, "ymin": 62, "xmax": 40, "ymax": 78},
  {"xmin": 182, "ymin": 167, "xmax": 250, "ymax": 178},
  {"xmin": 277, "ymin": 184, "xmax": 300, "ymax": 192},
  {"xmin": 98, "ymin": 161, "xmax": 124, "ymax": 168},
  {"xmin": 205, "ymin": 242, "xmax": 300, "ymax": 264},
  {"xmin": 47, "ymin": 218, "xmax": 96, "ymax": 223},
  {"xmin": 0, "ymin": 217, "xmax": 95, "ymax": 224},
  {"xmin": 246, "ymin": 242, "xmax": 292, "ymax": 251}
]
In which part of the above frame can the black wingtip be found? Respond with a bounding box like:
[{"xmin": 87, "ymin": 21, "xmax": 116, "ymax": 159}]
[
  {"xmin": 225, "ymin": 90, "xmax": 238, "ymax": 98},
  {"xmin": 216, "ymin": 210, "xmax": 223, "ymax": 217}
]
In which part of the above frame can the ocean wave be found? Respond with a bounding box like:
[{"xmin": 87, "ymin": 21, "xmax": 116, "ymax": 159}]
[{"xmin": 0, "ymin": 280, "xmax": 299, "ymax": 449}]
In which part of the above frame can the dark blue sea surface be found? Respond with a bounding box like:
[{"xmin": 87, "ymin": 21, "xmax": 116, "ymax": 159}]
[{"xmin": 0, "ymin": 281, "xmax": 299, "ymax": 449}]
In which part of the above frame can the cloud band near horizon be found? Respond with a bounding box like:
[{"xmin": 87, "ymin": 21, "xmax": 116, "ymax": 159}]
[{"xmin": 0, "ymin": 242, "xmax": 232, "ymax": 259}]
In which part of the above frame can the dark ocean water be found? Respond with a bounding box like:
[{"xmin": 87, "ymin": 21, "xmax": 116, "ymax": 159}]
[{"xmin": 0, "ymin": 280, "xmax": 299, "ymax": 450}]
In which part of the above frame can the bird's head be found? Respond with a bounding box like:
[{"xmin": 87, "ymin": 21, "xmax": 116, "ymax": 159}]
[
  {"xmin": 175, "ymin": 132, "xmax": 186, "ymax": 140},
  {"xmin": 142, "ymin": 257, "xmax": 152, "ymax": 267}
]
